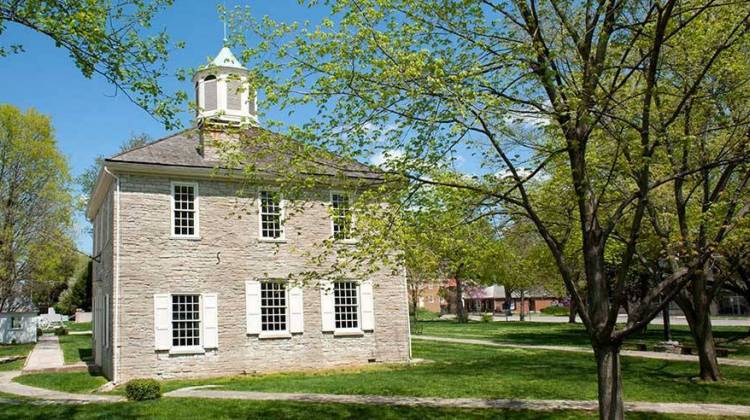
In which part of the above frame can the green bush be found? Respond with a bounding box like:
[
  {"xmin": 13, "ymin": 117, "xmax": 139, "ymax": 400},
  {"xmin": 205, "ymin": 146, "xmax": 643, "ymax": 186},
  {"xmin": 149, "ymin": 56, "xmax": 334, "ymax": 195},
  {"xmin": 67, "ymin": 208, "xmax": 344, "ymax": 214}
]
[
  {"xmin": 53, "ymin": 327, "xmax": 68, "ymax": 336},
  {"xmin": 480, "ymin": 313, "xmax": 494, "ymax": 323},
  {"xmin": 540, "ymin": 305, "xmax": 569, "ymax": 316},
  {"xmin": 36, "ymin": 328, "xmax": 43, "ymax": 338},
  {"xmin": 125, "ymin": 379, "xmax": 161, "ymax": 401}
]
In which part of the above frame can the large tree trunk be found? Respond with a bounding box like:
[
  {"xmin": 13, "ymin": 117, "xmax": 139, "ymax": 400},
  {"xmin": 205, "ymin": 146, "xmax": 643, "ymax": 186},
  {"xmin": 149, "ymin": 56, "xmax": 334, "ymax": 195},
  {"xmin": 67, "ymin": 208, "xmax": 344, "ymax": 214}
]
[
  {"xmin": 677, "ymin": 292, "xmax": 722, "ymax": 381},
  {"xmin": 455, "ymin": 275, "xmax": 467, "ymax": 323},
  {"xmin": 568, "ymin": 298, "xmax": 578, "ymax": 323},
  {"xmin": 691, "ymin": 309, "xmax": 721, "ymax": 381},
  {"xmin": 595, "ymin": 344, "xmax": 625, "ymax": 420}
]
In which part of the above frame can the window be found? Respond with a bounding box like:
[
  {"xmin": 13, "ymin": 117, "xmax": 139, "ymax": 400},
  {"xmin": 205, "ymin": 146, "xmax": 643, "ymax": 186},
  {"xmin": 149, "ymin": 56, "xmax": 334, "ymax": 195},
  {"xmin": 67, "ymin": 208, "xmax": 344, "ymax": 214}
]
[
  {"xmin": 172, "ymin": 183, "xmax": 198, "ymax": 237},
  {"xmin": 227, "ymin": 78, "xmax": 243, "ymax": 111},
  {"xmin": 259, "ymin": 191, "xmax": 283, "ymax": 239},
  {"xmin": 261, "ymin": 281, "xmax": 287, "ymax": 332},
  {"xmin": 172, "ymin": 294, "xmax": 201, "ymax": 347},
  {"xmin": 331, "ymin": 193, "xmax": 353, "ymax": 240},
  {"xmin": 334, "ymin": 281, "xmax": 359, "ymax": 329},
  {"xmin": 204, "ymin": 75, "xmax": 217, "ymax": 111},
  {"xmin": 10, "ymin": 317, "xmax": 21, "ymax": 330}
]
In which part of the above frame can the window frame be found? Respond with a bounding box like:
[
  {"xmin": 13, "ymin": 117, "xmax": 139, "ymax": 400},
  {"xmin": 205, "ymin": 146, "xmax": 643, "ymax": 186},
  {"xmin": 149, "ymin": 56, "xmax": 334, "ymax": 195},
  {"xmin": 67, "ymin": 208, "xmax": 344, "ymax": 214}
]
[
  {"xmin": 257, "ymin": 189, "xmax": 285, "ymax": 241},
  {"xmin": 10, "ymin": 316, "xmax": 21, "ymax": 330},
  {"xmin": 330, "ymin": 191, "xmax": 356, "ymax": 242},
  {"xmin": 259, "ymin": 280, "xmax": 290, "ymax": 337},
  {"xmin": 170, "ymin": 294, "xmax": 202, "ymax": 350},
  {"xmin": 333, "ymin": 280, "xmax": 361, "ymax": 333},
  {"xmin": 170, "ymin": 181, "xmax": 200, "ymax": 239}
]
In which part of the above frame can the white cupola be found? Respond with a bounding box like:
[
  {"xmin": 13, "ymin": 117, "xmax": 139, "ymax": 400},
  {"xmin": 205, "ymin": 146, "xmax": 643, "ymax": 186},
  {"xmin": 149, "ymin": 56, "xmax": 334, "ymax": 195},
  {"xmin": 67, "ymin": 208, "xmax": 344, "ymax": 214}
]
[{"xmin": 193, "ymin": 46, "xmax": 257, "ymax": 126}]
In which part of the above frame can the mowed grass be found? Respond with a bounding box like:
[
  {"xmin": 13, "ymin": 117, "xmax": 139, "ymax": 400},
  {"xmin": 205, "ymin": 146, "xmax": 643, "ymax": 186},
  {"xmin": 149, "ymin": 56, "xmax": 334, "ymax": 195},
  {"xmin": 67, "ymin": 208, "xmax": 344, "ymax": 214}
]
[
  {"xmin": 58, "ymin": 334, "xmax": 92, "ymax": 365},
  {"xmin": 417, "ymin": 320, "xmax": 750, "ymax": 359},
  {"xmin": 0, "ymin": 399, "xmax": 730, "ymax": 420},
  {"xmin": 116, "ymin": 340, "xmax": 750, "ymax": 406},
  {"xmin": 14, "ymin": 370, "xmax": 107, "ymax": 394},
  {"xmin": 63, "ymin": 322, "xmax": 92, "ymax": 333},
  {"xmin": 0, "ymin": 343, "xmax": 34, "ymax": 371}
]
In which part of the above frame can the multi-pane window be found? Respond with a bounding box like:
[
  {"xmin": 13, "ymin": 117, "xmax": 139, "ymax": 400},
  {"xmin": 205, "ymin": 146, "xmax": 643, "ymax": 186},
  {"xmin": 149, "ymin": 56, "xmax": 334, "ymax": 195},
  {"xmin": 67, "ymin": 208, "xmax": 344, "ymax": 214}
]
[
  {"xmin": 172, "ymin": 294, "xmax": 201, "ymax": 347},
  {"xmin": 261, "ymin": 281, "xmax": 287, "ymax": 332},
  {"xmin": 331, "ymin": 193, "xmax": 353, "ymax": 240},
  {"xmin": 10, "ymin": 317, "xmax": 21, "ymax": 330},
  {"xmin": 334, "ymin": 281, "xmax": 359, "ymax": 329},
  {"xmin": 172, "ymin": 183, "xmax": 197, "ymax": 237},
  {"xmin": 259, "ymin": 191, "xmax": 283, "ymax": 239}
]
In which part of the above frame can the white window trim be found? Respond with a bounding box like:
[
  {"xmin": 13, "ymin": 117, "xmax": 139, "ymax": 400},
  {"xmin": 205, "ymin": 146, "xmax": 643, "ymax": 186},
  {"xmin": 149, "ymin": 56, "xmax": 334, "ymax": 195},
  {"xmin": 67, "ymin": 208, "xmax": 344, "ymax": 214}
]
[
  {"xmin": 170, "ymin": 293, "xmax": 202, "ymax": 351},
  {"xmin": 257, "ymin": 189, "xmax": 286, "ymax": 242},
  {"xmin": 10, "ymin": 316, "xmax": 22, "ymax": 330},
  {"xmin": 332, "ymin": 280, "xmax": 364, "ymax": 336},
  {"xmin": 170, "ymin": 181, "xmax": 200, "ymax": 239},
  {"xmin": 104, "ymin": 294, "xmax": 110, "ymax": 349},
  {"xmin": 258, "ymin": 280, "xmax": 291, "ymax": 338},
  {"xmin": 329, "ymin": 191, "xmax": 357, "ymax": 243}
]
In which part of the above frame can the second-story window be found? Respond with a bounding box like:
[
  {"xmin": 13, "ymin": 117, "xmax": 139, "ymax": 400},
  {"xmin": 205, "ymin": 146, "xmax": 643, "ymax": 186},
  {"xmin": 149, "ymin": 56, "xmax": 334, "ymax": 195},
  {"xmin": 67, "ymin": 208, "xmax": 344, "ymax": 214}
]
[
  {"xmin": 259, "ymin": 191, "xmax": 283, "ymax": 239},
  {"xmin": 331, "ymin": 193, "xmax": 352, "ymax": 240},
  {"xmin": 172, "ymin": 183, "xmax": 198, "ymax": 237}
]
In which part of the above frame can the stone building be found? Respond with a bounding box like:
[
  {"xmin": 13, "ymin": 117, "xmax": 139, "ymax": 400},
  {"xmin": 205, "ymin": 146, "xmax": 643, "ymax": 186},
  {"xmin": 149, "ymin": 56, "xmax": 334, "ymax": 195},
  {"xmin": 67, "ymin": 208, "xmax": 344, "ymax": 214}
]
[{"xmin": 86, "ymin": 46, "xmax": 411, "ymax": 382}]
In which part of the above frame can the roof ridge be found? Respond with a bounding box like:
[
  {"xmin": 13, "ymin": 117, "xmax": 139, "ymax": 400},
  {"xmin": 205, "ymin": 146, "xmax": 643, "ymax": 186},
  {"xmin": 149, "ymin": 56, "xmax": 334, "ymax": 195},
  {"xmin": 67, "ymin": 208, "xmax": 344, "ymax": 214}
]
[{"xmin": 108, "ymin": 127, "xmax": 197, "ymax": 160}]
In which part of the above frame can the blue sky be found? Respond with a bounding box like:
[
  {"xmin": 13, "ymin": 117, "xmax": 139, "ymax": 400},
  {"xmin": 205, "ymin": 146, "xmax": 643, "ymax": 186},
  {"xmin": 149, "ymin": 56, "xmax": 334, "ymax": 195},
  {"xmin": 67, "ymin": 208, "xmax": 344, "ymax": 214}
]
[
  {"xmin": 0, "ymin": 1, "xmax": 335, "ymax": 252},
  {"xmin": 0, "ymin": 1, "xmax": 484, "ymax": 253}
]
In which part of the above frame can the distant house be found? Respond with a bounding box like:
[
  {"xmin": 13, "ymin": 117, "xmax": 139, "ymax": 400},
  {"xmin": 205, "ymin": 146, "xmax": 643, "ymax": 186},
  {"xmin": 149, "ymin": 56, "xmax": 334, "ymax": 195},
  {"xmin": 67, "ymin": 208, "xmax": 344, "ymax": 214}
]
[
  {"xmin": 0, "ymin": 299, "xmax": 37, "ymax": 344},
  {"xmin": 461, "ymin": 285, "xmax": 562, "ymax": 314}
]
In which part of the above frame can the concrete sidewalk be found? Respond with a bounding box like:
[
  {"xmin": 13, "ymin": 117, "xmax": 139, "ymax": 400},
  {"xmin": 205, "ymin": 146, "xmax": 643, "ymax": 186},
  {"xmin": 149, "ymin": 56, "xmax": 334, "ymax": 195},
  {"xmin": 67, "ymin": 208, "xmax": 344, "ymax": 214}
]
[
  {"xmin": 413, "ymin": 335, "xmax": 750, "ymax": 367},
  {"xmin": 23, "ymin": 336, "xmax": 64, "ymax": 371},
  {"xmin": 459, "ymin": 313, "xmax": 750, "ymax": 327},
  {"xmin": 166, "ymin": 385, "xmax": 750, "ymax": 417},
  {"xmin": 0, "ymin": 371, "xmax": 123, "ymax": 403}
]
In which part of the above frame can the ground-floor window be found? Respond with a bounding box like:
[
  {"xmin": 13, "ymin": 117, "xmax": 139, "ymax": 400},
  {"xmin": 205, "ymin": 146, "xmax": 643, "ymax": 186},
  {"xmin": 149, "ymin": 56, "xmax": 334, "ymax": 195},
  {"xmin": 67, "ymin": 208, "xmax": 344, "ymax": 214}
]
[
  {"xmin": 172, "ymin": 294, "xmax": 201, "ymax": 347},
  {"xmin": 261, "ymin": 281, "xmax": 287, "ymax": 332},
  {"xmin": 10, "ymin": 317, "xmax": 21, "ymax": 330},
  {"xmin": 334, "ymin": 281, "xmax": 359, "ymax": 330}
]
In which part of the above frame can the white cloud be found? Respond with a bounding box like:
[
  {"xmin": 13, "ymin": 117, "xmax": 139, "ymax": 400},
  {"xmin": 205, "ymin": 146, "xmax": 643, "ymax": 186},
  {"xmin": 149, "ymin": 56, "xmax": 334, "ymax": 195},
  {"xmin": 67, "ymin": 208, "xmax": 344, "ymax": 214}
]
[{"xmin": 370, "ymin": 149, "xmax": 405, "ymax": 168}]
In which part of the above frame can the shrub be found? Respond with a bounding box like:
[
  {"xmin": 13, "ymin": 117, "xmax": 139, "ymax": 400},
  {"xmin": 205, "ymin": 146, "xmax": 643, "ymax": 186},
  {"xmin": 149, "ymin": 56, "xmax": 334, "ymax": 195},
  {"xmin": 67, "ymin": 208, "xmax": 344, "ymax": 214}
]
[
  {"xmin": 53, "ymin": 327, "xmax": 68, "ymax": 336},
  {"xmin": 481, "ymin": 313, "xmax": 493, "ymax": 323},
  {"xmin": 540, "ymin": 305, "xmax": 569, "ymax": 316},
  {"xmin": 125, "ymin": 379, "xmax": 161, "ymax": 401},
  {"xmin": 36, "ymin": 328, "xmax": 43, "ymax": 338}
]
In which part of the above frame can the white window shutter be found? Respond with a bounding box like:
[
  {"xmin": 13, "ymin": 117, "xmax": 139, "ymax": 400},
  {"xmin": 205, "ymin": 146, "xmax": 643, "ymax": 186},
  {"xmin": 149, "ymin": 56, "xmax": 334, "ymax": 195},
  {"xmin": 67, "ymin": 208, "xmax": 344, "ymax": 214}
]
[
  {"xmin": 246, "ymin": 280, "xmax": 261, "ymax": 335},
  {"xmin": 154, "ymin": 294, "xmax": 171, "ymax": 350},
  {"xmin": 202, "ymin": 293, "xmax": 218, "ymax": 349},
  {"xmin": 320, "ymin": 280, "xmax": 335, "ymax": 332},
  {"xmin": 289, "ymin": 286, "xmax": 304, "ymax": 334},
  {"xmin": 361, "ymin": 280, "xmax": 375, "ymax": 331}
]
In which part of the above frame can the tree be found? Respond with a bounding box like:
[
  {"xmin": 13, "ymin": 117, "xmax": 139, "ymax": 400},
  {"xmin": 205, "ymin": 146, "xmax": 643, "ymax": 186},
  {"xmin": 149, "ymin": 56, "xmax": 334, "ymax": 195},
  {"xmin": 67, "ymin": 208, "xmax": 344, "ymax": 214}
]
[
  {"xmin": 78, "ymin": 133, "xmax": 151, "ymax": 200},
  {"xmin": 56, "ymin": 256, "xmax": 92, "ymax": 315},
  {"xmin": 0, "ymin": 104, "xmax": 77, "ymax": 312},
  {"xmin": 230, "ymin": 1, "xmax": 750, "ymax": 417},
  {"xmin": 1, "ymin": 0, "xmax": 184, "ymax": 128}
]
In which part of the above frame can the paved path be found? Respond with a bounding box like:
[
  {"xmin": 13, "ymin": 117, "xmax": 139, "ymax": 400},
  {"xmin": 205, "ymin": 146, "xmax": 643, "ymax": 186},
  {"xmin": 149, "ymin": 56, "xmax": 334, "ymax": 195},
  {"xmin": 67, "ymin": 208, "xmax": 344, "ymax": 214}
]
[
  {"xmin": 0, "ymin": 371, "xmax": 123, "ymax": 403},
  {"xmin": 23, "ymin": 336, "xmax": 64, "ymax": 371},
  {"xmin": 166, "ymin": 385, "xmax": 750, "ymax": 417},
  {"xmin": 460, "ymin": 314, "xmax": 750, "ymax": 327},
  {"xmin": 0, "ymin": 368, "xmax": 749, "ymax": 416},
  {"xmin": 413, "ymin": 335, "xmax": 750, "ymax": 367}
]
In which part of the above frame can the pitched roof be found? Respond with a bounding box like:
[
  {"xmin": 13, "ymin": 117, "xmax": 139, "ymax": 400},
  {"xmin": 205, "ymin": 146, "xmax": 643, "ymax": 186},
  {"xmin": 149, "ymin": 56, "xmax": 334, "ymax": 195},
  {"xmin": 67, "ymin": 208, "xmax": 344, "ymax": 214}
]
[
  {"xmin": 107, "ymin": 126, "xmax": 380, "ymax": 180},
  {"xmin": 210, "ymin": 46, "xmax": 245, "ymax": 69}
]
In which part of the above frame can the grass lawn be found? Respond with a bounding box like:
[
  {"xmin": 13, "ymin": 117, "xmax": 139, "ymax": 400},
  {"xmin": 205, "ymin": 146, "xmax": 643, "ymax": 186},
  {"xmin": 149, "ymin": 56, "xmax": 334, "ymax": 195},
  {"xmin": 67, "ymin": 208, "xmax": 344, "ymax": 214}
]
[
  {"xmin": 412, "ymin": 309, "xmax": 441, "ymax": 321},
  {"xmin": 417, "ymin": 320, "xmax": 750, "ymax": 359},
  {"xmin": 63, "ymin": 322, "xmax": 92, "ymax": 333},
  {"xmin": 0, "ymin": 399, "xmax": 731, "ymax": 420},
  {"xmin": 14, "ymin": 371, "xmax": 107, "ymax": 394},
  {"xmin": 100, "ymin": 340, "xmax": 748, "ymax": 406},
  {"xmin": 58, "ymin": 334, "xmax": 92, "ymax": 365},
  {"xmin": 0, "ymin": 343, "xmax": 35, "ymax": 371}
]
